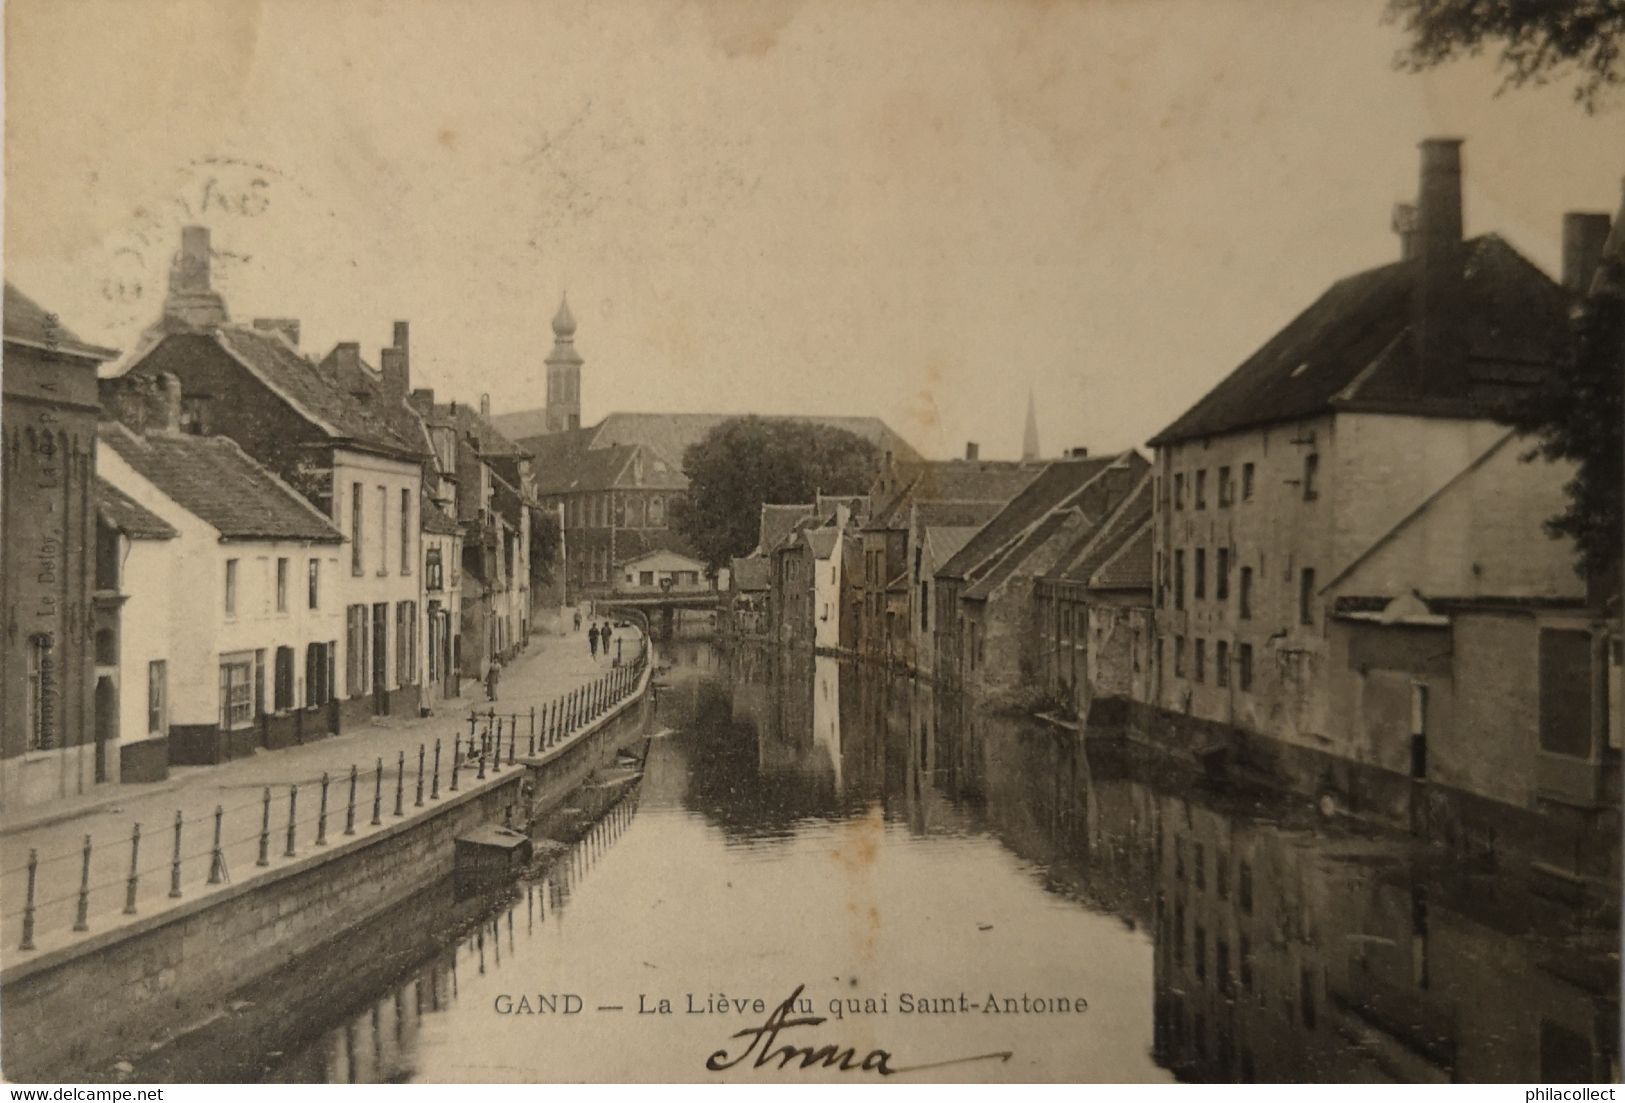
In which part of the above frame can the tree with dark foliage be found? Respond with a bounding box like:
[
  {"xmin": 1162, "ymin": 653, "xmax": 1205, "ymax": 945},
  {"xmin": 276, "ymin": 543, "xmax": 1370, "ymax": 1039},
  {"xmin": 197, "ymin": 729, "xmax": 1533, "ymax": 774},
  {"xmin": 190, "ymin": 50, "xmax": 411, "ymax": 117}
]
[
  {"xmin": 671, "ymin": 417, "xmax": 880, "ymax": 571},
  {"xmin": 528, "ymin": 504, "xmax": 562, "ymax": 588},
  {"xmin": 1384, "ymin": 0, "xmax": 1625, "ymax": 112}
]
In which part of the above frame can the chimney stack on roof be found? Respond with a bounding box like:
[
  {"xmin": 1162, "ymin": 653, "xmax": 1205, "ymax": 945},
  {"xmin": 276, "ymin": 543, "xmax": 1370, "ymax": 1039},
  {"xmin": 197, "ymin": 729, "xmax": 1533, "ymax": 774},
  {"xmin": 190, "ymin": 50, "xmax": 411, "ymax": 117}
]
[
  {"xmin": 160, "ymin": 225, "xmax": 229, "ymax": 330},
  {"xmin": 380, "ymin": 348, "xmax": 408, "ymax": 399},
  {"xmin": 965, "ymin": 441, "xmax": 979, "ymax": 461},
  {"xmin": 334, "ymin": 341, "xmax": 360, "ymax": 376},
  {"xmin": 1414, "ymin": 138, "xmax": 1467, "ymax": 397},
  {"xmin": 1561, "ymin": 211, "xmax": 1613, "ymax": 292},
  {"xmin": 252, "ymin": 317, "xmax": 300, "ymax": 347},
  {"xmin": 409, "ymin": 387, "xmax": 436, "ymax": 416},
  {"xmin": 480, "ymin": 393, "xmax": 491, "ymax": 420}
]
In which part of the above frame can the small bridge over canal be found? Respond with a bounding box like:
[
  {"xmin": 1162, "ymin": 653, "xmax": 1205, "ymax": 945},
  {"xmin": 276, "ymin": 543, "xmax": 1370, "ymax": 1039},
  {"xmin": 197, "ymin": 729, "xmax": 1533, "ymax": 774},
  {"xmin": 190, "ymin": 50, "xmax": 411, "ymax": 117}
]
[{"xmin": 597, "ymin": 591, "xmax": 721, "ymax": 639}]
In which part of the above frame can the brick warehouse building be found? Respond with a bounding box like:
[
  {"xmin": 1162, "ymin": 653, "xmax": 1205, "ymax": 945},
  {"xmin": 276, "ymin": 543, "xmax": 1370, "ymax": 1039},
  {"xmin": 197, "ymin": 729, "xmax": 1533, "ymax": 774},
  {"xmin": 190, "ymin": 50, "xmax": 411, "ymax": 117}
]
[{"xmin": 2, "ymin": 284, "xmax": 119, "ymax": 811}]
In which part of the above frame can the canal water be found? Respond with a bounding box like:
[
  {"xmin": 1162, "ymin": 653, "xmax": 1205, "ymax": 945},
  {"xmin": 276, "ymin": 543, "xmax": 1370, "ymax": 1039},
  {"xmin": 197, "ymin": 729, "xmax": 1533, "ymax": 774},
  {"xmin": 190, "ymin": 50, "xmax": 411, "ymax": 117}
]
[{"xmin": 141, "ymin": 640, "xmax": 1618, "ymax": 1083}]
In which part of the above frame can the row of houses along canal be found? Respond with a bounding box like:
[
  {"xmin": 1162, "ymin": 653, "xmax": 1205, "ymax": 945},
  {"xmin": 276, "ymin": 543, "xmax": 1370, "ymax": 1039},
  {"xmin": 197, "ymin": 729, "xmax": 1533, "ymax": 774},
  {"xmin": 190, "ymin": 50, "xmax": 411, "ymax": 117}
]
[{"xmin": 109, "ymin": 637, "xmax": 1617, "ymax": 1084}]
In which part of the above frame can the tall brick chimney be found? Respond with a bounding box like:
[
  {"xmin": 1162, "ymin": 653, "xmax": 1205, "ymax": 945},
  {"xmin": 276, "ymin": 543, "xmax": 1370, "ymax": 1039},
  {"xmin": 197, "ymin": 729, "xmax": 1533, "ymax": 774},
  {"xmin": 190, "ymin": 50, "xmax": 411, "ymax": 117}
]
[
  {"xmin": 161, "ymin": 225, "xmax": 229, "ymax": 330},
  {"xmin": 1414, "ymin": 138, "xmax": 1466, "ymax": 397},
  {"xmin": 380, "ymin": 348, "xmax": 407, "ymax": 399},
  {"xmin": 1561, "ymin": 212, "xmax": 1612, "ymax": 292},
  {"xmin": 480, "ymin": 393, "xmax": 491, "ymax": 420}
]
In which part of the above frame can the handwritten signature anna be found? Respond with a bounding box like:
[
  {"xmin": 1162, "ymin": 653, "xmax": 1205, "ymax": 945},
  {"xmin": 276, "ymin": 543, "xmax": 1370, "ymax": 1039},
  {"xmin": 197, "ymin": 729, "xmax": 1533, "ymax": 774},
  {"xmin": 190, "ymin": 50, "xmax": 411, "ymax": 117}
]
[{"xmin": 705, "ymin": 985, "xmax": 1012, "ymax": 1078}]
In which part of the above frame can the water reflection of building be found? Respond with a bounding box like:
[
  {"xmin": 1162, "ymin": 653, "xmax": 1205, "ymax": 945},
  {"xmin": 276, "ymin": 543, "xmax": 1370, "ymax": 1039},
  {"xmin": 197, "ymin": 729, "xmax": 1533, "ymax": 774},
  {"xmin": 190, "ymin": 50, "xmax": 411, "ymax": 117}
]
[{"xmin": 855, "ymin": 655, "xmax": 1620, "ymax": 1084}]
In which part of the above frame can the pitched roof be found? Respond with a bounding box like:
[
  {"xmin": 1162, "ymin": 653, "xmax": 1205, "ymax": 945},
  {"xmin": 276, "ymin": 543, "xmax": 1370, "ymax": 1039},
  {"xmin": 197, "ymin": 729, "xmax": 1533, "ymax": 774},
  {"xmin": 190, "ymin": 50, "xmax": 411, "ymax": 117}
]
[
  {"xmin": 730, "ymin": 556, "xmax": 771, "ymax": 592},
  {"xmin": 936, "ymin": 455, "xmax": 1126, "ymax": 581},
  {"xmin": 1149, "ymin": 235, "xmax": 1571, "ymax": 447},
  {"xmin": 95, "ymin": 477, "xmax": 177, "ymax": 540},
  {"xmin": 437, "ymin": 401, "xmax": 526, "ymax": 458},
  {"xmin": 805, "ymin": 527, "xmax": 840, "ymax": 560},
  {"xmin": 1051, "ymin": 472, "xmax": 1153, "ymax": 584},
  {"xmin": 923, "ymin": 525, "xmax": 981, "ymax": 570},
  {"xmin": 421, "ymin": 491, "xmax": 461, "ymax": 536},
  {"xmin": 1089, "ymin": 520, "xmax": 1152, "ymax": 591},
  {"xmin": 100, "ymin": 423, "xmax": 344, "ymax": 543},
  {"xmin": 963, "ymin": 509, "xmax": 1078, "ymax": 600},
  {"xmin": 759, "ymin": 502, "xmax": 815, "ymax": 554},
  {"xmin": 614, "ymin": 527, "xmax": 702, "ymax": 565},
  {"xmin": 203, "ymin": 327, "xmax": 423, "ymax": 459},
  {"xmin": 817, "ymin": 493, "xmax": 870, "ymax": 523},
  {"xmin": 910, "ymin": 498, "xmax": 1008, "ymax": 535},
  {"xmin": 871, "ymin": 460, "xmax": 1043, "ymax": 528},
  {"xmin": 951, "ymin": 454, "xmax": 1150, "ymax": 600},
  {"xmin": 3, "ymin": 283, "xmax": 118, "ymax": 360}
]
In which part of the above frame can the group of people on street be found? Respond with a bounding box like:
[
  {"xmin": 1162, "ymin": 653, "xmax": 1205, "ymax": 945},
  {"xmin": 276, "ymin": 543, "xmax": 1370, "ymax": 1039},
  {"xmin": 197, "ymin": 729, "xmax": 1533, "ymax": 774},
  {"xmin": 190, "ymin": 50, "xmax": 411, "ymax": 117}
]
[{"xmin": 482, "ymin": 606, "xmax": 627, "ymax": 703}]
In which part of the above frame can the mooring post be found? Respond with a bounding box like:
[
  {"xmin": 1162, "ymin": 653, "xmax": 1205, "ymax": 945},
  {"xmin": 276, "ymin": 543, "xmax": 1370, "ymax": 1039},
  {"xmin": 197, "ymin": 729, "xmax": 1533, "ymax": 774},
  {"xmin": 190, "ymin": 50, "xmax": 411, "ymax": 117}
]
[
  {"xmin": 20, "ymin": 848, "xmax": 38, "ymax": 951},
  {"xmin": 72, "ymin": 835, "xmax": 91, "ymax": 933},
  {"xmin": 432, "ymin": 738, "xmax": 442, "ymax": 799},
  {"xmin": 257, "ymin": 787, "xmax": 272, "ymax": 867},
  {"xmin": 416, "ymin": 743, "xmax": 426, "ymax": 807},
  {"xmin": 451, "ymin": 736, "xmax": 462, "ymax": 792},
  {"xmin": 208, "ymin": 804, "xmax": 226, "ymax": 884},
  {"xmin": 317, "ymin": 772, "xmax": 331, "ymax": 845},
  {"xmin": 123, "ymin": 823, "xmax": 142, "ymax": 916},
  {"xmin": 285, "ymin": 785, "xmax": 299, "ymax": 858},
  {"xmin": 169, "ymin": 810, "xmax": 185, "ymax": 896},
  {"xmin": 395, "ymin": 750, "xmax": 406, "ymax": 817},
  {"xmin": 345, "ymin": 765, "xmax": 359, "ymax": 835},
  {"xmin": 371, "ymin": 757, "xmax": 384, "ymax": 826}
]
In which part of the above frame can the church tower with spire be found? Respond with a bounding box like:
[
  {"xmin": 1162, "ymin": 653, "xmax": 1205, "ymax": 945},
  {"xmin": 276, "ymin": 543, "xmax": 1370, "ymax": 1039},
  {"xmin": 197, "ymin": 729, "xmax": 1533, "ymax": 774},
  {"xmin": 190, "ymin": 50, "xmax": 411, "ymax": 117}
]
[
  {"xmin": 544, "ymin": 293, "xmax": 583, "ymax": 432},
  {"xmin": 1022, "ymin": 388, "xmax": 1041, "ymax": 462}
]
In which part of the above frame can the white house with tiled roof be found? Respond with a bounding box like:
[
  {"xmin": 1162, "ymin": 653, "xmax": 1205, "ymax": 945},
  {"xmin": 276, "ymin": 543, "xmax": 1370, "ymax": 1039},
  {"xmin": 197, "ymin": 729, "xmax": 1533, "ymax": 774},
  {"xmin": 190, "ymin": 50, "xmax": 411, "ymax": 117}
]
[
  {"xmin": 98, "ymin": 409, "xmax": 346, "ymax": 769},
  {"xmin": 103, "ymin": 227, "xmax": 429, "ymax": 727}
]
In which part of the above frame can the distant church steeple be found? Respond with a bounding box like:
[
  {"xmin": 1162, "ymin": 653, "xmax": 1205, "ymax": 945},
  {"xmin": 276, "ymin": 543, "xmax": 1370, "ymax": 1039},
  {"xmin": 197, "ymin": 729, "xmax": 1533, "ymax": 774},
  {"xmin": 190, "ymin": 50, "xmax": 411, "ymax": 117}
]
[
  {"xmin": 1022, "ymin": 388, "xmax": 1040, "ymax": 462},
  {"xmin": 545, "ymin": 292, "xmax": 583, "ymax": 433}
]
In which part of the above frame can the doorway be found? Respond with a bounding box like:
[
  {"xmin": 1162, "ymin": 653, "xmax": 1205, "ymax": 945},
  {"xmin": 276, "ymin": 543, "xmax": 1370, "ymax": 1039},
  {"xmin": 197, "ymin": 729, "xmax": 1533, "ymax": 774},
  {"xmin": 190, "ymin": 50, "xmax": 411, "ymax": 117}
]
[
  {"xmin": 372, "ymin": 602, "xmax": 389, "ymax": 715},
  {"xmin": 94, "ymin": 676, "xmax": 116, "ymax": 783}
]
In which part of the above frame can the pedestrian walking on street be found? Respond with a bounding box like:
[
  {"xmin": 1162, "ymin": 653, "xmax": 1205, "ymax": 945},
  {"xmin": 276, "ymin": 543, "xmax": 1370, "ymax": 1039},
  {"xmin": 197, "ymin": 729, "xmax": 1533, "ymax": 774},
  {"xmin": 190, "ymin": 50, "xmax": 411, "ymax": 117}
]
[
  {"xmin": 486, "ymin": 657, "xmax": 502, "ymax": 701},
  {"xmin": 573, "ymin": 610, "xmax": 581, "ymax": 632},
  {"xmin": 588, "ymin": 623, "xmax": 600, "ymax": 658}
]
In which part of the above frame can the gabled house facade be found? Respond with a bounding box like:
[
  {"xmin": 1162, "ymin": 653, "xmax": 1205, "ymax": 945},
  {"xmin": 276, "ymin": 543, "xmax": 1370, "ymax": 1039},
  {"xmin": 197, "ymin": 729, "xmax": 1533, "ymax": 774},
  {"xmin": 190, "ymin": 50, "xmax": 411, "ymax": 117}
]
[
  {"xmin": 859, "ymin": 452, "xmax": 1040, "ymax": 671},
  {"xmin": 98, "ymin": 415, "xmax": 346, "ymax": 766},
  {"xmin": 103, "ymin": 227, "xmax": 429, "ymax": 725},
  {"xmin": 934, "ymin": 452, "xmax": 1150, "ymax": 701}
]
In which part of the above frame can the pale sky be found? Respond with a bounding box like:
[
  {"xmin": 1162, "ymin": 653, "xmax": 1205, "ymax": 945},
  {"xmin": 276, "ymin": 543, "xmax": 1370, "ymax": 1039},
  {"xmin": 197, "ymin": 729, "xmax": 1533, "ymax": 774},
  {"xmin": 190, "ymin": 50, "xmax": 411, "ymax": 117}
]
[{"xmin": 6, "ymin": 0, "xmax": 1622, "ymax": 460}]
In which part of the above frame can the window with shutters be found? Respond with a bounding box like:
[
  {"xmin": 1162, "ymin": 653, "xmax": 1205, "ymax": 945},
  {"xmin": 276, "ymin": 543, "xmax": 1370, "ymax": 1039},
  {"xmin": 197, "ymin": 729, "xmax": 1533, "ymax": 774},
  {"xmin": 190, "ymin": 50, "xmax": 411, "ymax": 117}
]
[
  {"xmin": 274, "ymin": 646, "xmax": 295, "ymax": 711},
  {"xmin": 351, "ymin": 482, "xmax": 364, "ymax": 575},
  {"xmin": 401, "ymin": 488, "xmax": 412, "ymax": 574}
]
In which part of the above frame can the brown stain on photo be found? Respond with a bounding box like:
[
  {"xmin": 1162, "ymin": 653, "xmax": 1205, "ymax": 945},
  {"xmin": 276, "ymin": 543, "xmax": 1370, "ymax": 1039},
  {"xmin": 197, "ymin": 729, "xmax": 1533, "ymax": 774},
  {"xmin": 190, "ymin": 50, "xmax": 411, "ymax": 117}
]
[{"xmin": 830, "ymin": 805, "xmax": 885, "ymax": 956}]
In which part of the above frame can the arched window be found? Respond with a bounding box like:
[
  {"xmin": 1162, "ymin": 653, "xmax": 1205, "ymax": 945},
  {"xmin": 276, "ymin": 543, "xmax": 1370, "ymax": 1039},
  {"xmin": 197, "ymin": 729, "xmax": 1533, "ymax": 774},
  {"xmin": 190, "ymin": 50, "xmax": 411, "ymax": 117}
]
[{"xmin": 649, "ymin": 496, "xmax": 665, "ymax": 526}]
